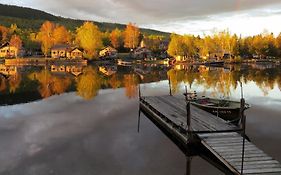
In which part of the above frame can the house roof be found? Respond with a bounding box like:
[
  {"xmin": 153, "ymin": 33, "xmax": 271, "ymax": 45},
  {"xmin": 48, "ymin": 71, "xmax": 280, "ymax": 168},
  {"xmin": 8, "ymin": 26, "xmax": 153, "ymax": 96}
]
[
  {"xmin": 51, "ymin": 45, "xmax": 83, "ymax": 52},
  {"xmin": 101, "ymin": 46, "xmax": 117, "ymax": 51},
  {"xmin": 0, "ymin": 42, "xmax": 10, "ymax": 49},
  {"xmin": 51, "ymin": 44, "xmax": 70, "ymax": 50}
]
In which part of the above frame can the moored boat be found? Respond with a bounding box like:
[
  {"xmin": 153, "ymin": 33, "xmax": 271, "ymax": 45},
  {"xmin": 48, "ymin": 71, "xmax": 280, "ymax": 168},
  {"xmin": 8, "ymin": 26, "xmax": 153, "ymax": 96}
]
[{"xmin": 184, "ymin": 93, "xmax": 250, "ymax": 125}]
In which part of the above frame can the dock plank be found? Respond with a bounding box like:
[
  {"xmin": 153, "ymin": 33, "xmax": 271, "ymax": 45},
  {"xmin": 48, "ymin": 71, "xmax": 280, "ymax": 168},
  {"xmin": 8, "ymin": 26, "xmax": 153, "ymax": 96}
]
[{"xmin": 199, "ymin": 132, "xmax": 281, "ymax": 175}]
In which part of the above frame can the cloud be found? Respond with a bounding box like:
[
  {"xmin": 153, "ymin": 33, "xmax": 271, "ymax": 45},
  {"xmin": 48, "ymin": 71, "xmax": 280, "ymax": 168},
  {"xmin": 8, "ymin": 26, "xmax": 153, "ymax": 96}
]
[
  {"xmin": 4, "ymin": 0, "xmax": 280, "ymax": 24},
  {"xmin": 1, "ymin": 0, "xmax": 281, "ymax": 35}
]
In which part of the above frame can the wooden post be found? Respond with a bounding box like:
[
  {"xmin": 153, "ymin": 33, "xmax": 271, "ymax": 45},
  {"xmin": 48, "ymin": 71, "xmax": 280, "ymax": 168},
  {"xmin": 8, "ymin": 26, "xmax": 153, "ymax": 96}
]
[
  {"xmin": 240, "ymin": 97, "xmax": 246, "ymax": 175},
  {"xmin": 186, "ymin": 156, "xmax": 192, "ymax": 175},
  {"xmin": 138, "ymin": 84, "xmax": 141, "ymax": 100},
  {"xmin": 185, "ymin": 86, "xmax": 188, "ymax": 101},
  {"xmin": 138, "ymin": 107, "xmax": 141, "ymax": 133},
  {"xmin": 186, "ymin": 101, "xmax": 191, "ymax": 140},
  {"xmin": 240, "ymin": 98, "xmax": 246, "ymax": 135},
  {"xmin": 168, "ymin": 75, "xmax": 172, "ymax": 96}
]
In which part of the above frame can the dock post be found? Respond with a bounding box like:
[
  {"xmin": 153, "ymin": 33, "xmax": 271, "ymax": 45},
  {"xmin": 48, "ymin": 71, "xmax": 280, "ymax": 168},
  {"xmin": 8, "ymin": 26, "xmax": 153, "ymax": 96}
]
[
  {"xmin": 138, "ymin": 84, "xmax": 141, "ymax": 100},
  {"xmin": 240, "ymin": 98, "xmax": 246, "ymax": 135},
  {"xmin": 185, "ymin": 156, "xmax": 192, "ymax": 175},
  {"xmin": 138, "ymin": 108, "xmax": 141, "ymax": 133},
  {"xmin": 138, "ymin": 83, "xmax": 141, "ymax": 133},
  {"xmin": 168, "ymin": 75, "xmax": 172, "ymax": 96},
  {"xmin": 240, "ymin": 95, "xmax": 246, "ymax": 174}
]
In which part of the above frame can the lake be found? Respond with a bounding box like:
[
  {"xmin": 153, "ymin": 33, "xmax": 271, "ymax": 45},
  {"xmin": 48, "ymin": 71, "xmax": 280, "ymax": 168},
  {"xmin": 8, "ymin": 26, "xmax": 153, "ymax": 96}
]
[{"xmin": 0, "ymin": 62, "xmax": 281, "ymax": 175}]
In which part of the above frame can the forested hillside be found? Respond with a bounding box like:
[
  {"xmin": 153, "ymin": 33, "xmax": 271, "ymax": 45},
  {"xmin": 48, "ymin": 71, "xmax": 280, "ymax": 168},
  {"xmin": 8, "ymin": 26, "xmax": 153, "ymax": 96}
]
[{"xmin": 0, "ymin": 3, "xmax": 169, "ymax": 36}]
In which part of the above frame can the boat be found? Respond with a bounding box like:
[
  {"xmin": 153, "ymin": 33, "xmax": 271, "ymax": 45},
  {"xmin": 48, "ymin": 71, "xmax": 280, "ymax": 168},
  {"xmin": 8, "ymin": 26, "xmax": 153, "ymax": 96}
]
[{"xmin": 184, "ymin": 93, "xmax": 250, "ymax": 125}]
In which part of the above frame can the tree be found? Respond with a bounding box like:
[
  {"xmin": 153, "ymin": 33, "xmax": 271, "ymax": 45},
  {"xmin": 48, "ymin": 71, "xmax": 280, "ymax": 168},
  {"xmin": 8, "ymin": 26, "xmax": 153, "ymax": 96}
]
[
  {"xmin": 53, "ymin": 25, "xmax": 71, "ymax": 45},
  {"xmin": 167, "ymin": 33, "xmax": 185, "ymax": 58},
  {"xmin": 76, "ymin": 22, "xmax": 103, "ymax": 59},
  {"xmin": 124, "ymin": 23, "xmax": 140, "ymax": 50},
  {"xmin": 10, "ymin": 34, "xmax": 22, "ymax": 57},
  {"xmin": 0, "ymin": 25, "xmax": 9, "ymax": 42},
  {"xmin": 110, "ymin": 28, "xmax": 123, "ymax": 49},
  {"xmin": 37, "ymin": 21, "xmax": 56, "ymax": 57}
]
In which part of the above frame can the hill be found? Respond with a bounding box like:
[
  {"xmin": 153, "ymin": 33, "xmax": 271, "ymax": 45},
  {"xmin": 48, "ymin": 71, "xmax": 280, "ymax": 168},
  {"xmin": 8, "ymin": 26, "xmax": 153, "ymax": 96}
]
[{"xmin": 0, "ymin": 3, "xmax": 169, "ymax": 37}]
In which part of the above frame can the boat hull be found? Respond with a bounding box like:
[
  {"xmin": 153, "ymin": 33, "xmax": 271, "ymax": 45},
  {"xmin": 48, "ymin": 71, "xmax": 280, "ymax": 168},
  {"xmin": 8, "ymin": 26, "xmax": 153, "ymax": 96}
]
[{"xmin": 191, "ymin": 102, "xmax": 242, "ymax": 125}]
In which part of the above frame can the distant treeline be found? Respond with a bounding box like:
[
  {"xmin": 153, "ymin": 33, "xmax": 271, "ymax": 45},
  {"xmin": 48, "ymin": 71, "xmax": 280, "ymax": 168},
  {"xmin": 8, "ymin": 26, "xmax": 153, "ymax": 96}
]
[{"xmin": 167, "ymin": 31, "xmax": 281, "ymax": 61}]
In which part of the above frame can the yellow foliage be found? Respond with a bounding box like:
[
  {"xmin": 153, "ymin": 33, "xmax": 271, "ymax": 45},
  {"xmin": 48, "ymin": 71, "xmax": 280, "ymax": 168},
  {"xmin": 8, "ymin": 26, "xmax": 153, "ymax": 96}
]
[{"xmin": 76, "ymin": 22, "xmax": 103, "ymax": 59}]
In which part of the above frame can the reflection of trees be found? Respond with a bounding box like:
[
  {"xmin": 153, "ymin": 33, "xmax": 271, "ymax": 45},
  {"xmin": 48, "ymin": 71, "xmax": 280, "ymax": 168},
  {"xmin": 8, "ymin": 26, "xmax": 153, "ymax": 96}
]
[
  {"xmin": 109, "ymin": 74, "xmax": 121, "ymax": 89},
  {"xmin": 0, "ymin": 76, "xmax": 7, "ymax": 92},
  {"xmin": 28, "ymin": 69, "xmax": 71, "ymax": 98},
  {"xmin": 76, "ymin": 67, "xmax": 101, "ymax": 100},
  {"xmin": 167, "ymin": 69, "xmax": 184, "ymax": 94},
  {"xmin": 123, "ymin": 74, "xmax": 139, "ymax": 99},
  {"xmin": 9, "ymin": 73, "xmax": 22, "ymax": 93},
  {"xmin": 167, "ymin": 66, "xmax": 242, "ymax": 97},
  {"xmin": 167, "ymin": 65, "xmax": 281, "ymax": 97}
]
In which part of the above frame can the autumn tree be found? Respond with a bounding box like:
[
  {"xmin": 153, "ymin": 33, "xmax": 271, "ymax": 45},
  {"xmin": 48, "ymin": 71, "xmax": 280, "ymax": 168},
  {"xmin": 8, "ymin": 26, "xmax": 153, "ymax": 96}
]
[
  {"xmin": 276, "ymin": 33, "xmax": 281, "ymax": 56},
  {"xmin": 10, "ymin": 34, "xmax": 22, "ymax": 57},
  {"xmin": 110, "ymin": 28, "xmax": 123, "ymax": 49},
  {"xmin": 124, "ymin": 23, "xmax": 140, "ymax": 50},
  {"xmin": 167, "ymin": 33, "xmax": 185, "ymax": 58},
  {"xmin": 76, "ymin": 22, "xmax": 103, "ymax": 59},
  {"xmin": 53, "ymin": 25, "xmax": 71, "ymax": 45},
  {"xmin": 37, "ymin": 21, "xmax": 56, "ymax": 57},
  {"xmin": 0, "ymin": 25, "xmax": 9, "ymax": 42}
]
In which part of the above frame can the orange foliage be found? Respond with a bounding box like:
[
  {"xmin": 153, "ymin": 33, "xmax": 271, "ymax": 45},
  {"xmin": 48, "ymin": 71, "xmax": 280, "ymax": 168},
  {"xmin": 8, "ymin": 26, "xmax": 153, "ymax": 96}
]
[
  {"xmin": 0, "ymin": 25, "xmax": 9, "ymax": 42},
  {"xmin": 53, "ymin": 25, "xmax": 71, "ymax": 44},
  {"xmin": 124, "ymin": 23, "xmax": 140, "ymax": 49},
  {"xmin": 110, "ymin": 28, "xmax": 123, "ymax": 49},
  {"xmin": 10, "ymin": 34, "xmax": 22, "ymax": 50},
  {"xmin": 37, "ymin": 21, "xmax": 56, "ymax": 56}
]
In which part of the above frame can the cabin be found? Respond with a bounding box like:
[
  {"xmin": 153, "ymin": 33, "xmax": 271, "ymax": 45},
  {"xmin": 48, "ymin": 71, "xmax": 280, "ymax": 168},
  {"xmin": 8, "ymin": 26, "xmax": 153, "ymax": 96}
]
[
  {"xmin": 51, "ymin": 45, "xmax": 83, "ymax": 59},
  {"xmin": 133, "ymin": 47, "xmax": 152, "ymax": 59},
  {"xmin": 68, "ymin": 48, "xmax": 83, "ymax": 59},
  {"xmin": 99, "ymin": 46, "xmax": 117, "ymax": 58},
  {"xmin": 0, "ymin": 42, "xmax": 22, "ymax": 58}
]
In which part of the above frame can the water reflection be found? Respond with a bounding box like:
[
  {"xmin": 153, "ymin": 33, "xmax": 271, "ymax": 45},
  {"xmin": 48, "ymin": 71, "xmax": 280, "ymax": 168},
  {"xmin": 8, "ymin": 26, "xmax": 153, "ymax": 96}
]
[
  {"xmin": 76, "ymin": 67, "xmax": 101, "ymax": 100},
  {"xmin": 168, "ymin": 63, "xmax": 281, "ymax": 97},
  {"xmin": 1, "ymin": 62, "xmax": 281, "ymax": 106}
]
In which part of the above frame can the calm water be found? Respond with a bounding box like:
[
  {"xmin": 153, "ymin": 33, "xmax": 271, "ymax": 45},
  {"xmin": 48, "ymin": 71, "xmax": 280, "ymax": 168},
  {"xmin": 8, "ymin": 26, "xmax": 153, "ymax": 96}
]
[{"xmin": 0, "ymin": 62, "xmax": 281, "ymax": 175}]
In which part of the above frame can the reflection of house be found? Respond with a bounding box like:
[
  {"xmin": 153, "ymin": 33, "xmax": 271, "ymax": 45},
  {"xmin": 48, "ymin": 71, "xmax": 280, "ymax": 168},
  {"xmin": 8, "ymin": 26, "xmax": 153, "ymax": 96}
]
[
  {"xmin": 98, "ymin": 65, "xmax": 117, "ymax": 76},
  {"xmin": 175, "ymin": 55, "xmax": 188, "ymax": 62},
  {"xmin": 50, "ymin": 65, "xmax": 83, "ymax": 76},
  {"xmin": 0, "ymin": 64, "xmax": 17, "ymax": 76},
  {"xmin": 99, "ymin": 46, "xmax": 117, "ymax": 58},
  {"xmin": 51, "ymin": 45, "xmax": 83, "ymax": 59},
  {"xmin": 0, "ymin": 42, "xmax": 23, "ymax": 58},
  {"xmin": 133, "ymin": 47, "xmax": 152, "ymax": 59}
]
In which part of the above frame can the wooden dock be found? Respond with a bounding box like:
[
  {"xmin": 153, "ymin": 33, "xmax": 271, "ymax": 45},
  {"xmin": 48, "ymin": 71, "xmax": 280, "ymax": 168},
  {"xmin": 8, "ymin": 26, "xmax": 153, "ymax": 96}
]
[{"xmin": 139, "ymin": 95, "xmax": 281, "ymax": 175}]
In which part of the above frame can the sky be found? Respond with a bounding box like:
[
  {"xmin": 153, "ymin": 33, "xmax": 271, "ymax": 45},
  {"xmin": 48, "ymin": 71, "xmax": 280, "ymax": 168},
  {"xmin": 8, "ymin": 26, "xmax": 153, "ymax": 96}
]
[{"xmin": 1, "ymin": 0, "xmax": 281, "ymax": 36}]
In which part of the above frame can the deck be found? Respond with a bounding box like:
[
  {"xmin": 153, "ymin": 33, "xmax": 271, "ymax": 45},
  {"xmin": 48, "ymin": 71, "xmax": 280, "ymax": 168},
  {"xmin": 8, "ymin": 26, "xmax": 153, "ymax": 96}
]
[{"xmin": 139, "ymin": 95, "xmax": 281, "ymax": 175}]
